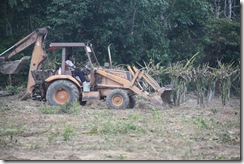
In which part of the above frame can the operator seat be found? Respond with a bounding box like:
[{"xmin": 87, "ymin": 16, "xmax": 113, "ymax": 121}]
[{"xmin": 64, "ymin": 66, "xmax": 82, "ymax": 83}]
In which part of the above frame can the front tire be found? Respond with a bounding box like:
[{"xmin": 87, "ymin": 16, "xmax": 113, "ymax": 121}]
[
  {"xmin": 46, "ymin": 80, "xmax": 79, "ymax": 106},
  {"xmin": 106, "ymin": 89, "xmax": 129, "ymax": 110}
]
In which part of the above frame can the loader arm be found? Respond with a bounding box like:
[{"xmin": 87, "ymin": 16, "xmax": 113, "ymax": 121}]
[
  {"xmin": 95, "ymin": 65, "xmax": 172, "ymax": 105},
  {"xmin": 96, "ymin": 68, "xmax": 151, "ymax": 100}
]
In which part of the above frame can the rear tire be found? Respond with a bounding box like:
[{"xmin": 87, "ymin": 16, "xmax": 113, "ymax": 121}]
[
  {"xmin": 46, "ymin": 80, "xmax": 79, "ymax": 106},
  {"xmin": 106, "ymin": 89, "xmax": 129, "ymax": 110}
]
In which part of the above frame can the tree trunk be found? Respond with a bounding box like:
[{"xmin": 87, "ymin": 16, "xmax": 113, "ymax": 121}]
[
  {"xmin": 214, "ymin": 0, "xmax": 221, "ymax": 18},
  {"xmin": 3, "ymin": 0, "xmax": 12, "ymax": 36},
  {"xmin": 228, "ymin": 0, "xmax": 232, "ymax": 19}
]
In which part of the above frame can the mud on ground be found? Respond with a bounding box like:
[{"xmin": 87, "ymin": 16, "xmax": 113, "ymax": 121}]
[{"xmin": 0, "ymin": 93, "xmax": 240, "ymax": 160}]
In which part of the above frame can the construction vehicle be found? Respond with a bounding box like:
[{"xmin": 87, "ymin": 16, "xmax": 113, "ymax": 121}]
[{"xmin": 0, "ymin": 26, "xmax": 172, "ymax": 109}]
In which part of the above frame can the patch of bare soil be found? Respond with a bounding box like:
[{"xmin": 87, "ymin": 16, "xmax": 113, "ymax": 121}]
[{"xmin": 0, "ymin": 93, "xmax": 240, "ymax": 160}]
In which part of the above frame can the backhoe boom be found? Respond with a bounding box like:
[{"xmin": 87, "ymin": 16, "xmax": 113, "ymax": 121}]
[{"xmin": 0, "ymin": 26, "xmax": 50, "ymax": 100}]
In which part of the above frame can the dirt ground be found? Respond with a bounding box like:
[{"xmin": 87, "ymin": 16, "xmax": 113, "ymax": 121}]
[{"xmin": 0, "ymin": 93, "xmax": 240, "ymax": 160}]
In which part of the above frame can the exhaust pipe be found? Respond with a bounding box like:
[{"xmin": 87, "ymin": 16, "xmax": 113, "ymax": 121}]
[{"xmin": 107, "ymin": 44, "xmax": 112, "ymax": 69}]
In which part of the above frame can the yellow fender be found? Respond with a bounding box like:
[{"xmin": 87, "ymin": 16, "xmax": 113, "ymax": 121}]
[{"xmin": 45, "ymin": 75, "xmax": 82, "ymax": 88}]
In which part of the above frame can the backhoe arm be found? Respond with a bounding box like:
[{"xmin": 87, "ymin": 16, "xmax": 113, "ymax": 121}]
[
  {"xmin": 0, "ymin": 26, "xmax": 50, "ymax": 100},
  {"xmin": 0, "ymin": 26, "xmax": 50, "ymax": 60},
  {"xmin": 0, "ymin": 26, "xmax": 50, "ymax": 75}
]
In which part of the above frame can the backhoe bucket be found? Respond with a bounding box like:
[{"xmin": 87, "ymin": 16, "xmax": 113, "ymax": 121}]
[{"xmin": 0, "ymin": 56, "xmax": 30, "ymax": 74}]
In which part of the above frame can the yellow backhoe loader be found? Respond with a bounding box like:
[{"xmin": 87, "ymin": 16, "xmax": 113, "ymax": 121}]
[{"xmin": 0, "ymin": 26, "xmax": 172, "ymax": 109}]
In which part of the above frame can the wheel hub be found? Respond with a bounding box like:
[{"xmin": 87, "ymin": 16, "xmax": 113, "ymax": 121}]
[
  {"xmin": 54, "ymin": 88, "xmax": 70, "ymax": 104},
  {"xmin": 112, "ymin": 95, "xmax": 123, "ymax": 106}
]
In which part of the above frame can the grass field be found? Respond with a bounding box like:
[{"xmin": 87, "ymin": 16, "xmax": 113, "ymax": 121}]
[{"xmin": 0, "ymin": 93, "xmax": 240, "ymax": 160}]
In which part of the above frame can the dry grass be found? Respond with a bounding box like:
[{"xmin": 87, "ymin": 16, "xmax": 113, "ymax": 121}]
[{"xmin": 0, "ymin": 94, "xmax": 240, "ymax": 160}]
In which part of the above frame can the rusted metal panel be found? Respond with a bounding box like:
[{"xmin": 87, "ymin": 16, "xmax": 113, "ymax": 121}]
[{"xmin": 82, "ymin": 91, "xmax": 100, "ymax": 101}]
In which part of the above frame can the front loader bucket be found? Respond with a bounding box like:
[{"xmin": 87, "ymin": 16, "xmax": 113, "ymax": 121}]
[
  {"xmin": 0, "ymin": 56, "xmax": 30, "ymax": 74},
  {"xmin": 160, "ymin": 88, "xmax": 173, "ymax": 105},
  {"xmin": 149, "ymin": 88, "xmax": 173, "ymax": 108}
]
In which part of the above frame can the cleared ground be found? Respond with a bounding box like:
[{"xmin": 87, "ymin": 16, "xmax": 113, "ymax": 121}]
[{"xmin": 0, "ymin": 93, "xmax": 240, "ymax": 160}]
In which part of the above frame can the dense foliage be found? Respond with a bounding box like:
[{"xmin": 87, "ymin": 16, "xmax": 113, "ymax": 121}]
[{"xmin": 0, "ymin": 0, "xmax": 240, "ymax": 91}]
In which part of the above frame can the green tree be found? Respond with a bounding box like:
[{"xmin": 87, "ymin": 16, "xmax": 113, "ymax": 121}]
[
  {"xmin": 164, "ymin": 0, "xmax": 213, "ymax": 64},
  {"xmin": 202, "ymin": 18, "xmax": 240, "ymax": 67},
  {"xmin": 0, "ymin": 0, "xmax": 240, "ymax": 93},
  {"xmin": 45, "ymin": 0, "xmax": 89, "ymax": 42}
]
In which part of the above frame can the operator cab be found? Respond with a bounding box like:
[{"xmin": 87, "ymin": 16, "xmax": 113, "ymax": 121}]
[{"xmin": 48, "ymin": 42, "xmax": 96, "ymax": 91}]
